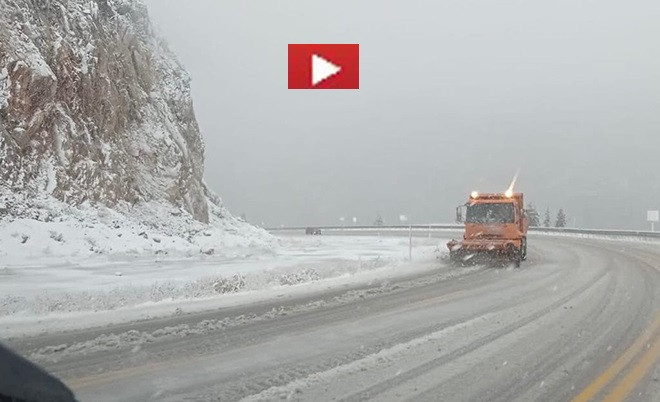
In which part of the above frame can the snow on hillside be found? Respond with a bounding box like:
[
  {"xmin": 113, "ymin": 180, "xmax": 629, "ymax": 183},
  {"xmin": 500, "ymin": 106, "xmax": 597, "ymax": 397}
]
[
  {"xmin": 0, "ymin": 192, "xmax": 274, "ymax": 267},
  {"xmin": 0, "ymin": 0, "xmax": 273, "ymax": 259}
]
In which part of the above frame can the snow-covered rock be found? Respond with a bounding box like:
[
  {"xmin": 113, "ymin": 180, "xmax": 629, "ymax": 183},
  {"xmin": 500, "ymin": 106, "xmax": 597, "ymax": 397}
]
[{"xmin": 0, "ymin": 0, "xmax": 272, "ymax": 258}]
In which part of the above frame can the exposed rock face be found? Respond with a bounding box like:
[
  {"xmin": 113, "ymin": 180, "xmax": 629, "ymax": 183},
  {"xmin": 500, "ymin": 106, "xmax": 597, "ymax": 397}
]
[{"xmin": 0, "ymin": 0, "xmax": 209, "ymax": 222}]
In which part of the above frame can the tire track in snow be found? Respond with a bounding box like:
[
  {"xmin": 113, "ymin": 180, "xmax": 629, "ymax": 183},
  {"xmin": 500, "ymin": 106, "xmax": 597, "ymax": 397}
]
[
  {"xmin": 343, "ymin": 265, "xmax": 609, "ymax": 401},
  {"xmin": 240, "ymin": 263, "xmax": 609, "ymax": 402}
]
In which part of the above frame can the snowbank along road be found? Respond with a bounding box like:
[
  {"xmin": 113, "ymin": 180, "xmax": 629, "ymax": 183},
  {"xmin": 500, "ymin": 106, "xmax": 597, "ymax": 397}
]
[{"xmin": 5, "ymin": 231, "xmax": 660, "ymax": 401}]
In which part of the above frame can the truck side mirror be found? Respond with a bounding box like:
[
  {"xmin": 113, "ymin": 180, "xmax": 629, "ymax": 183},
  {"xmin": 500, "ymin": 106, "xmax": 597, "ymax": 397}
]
[{"xmin": 456, "ymin": 206, "xmax": 464, "ymax": 223}]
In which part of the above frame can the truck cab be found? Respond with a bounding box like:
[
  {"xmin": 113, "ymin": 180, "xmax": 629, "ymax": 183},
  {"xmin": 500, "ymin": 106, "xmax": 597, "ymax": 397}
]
[{"xmin": 448, "ymin": 192, "xmax": 528, "ymax": 266}]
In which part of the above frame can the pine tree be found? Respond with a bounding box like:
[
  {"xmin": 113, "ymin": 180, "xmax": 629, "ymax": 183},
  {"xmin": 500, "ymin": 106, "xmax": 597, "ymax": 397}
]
[
  {"xmin": 543, "ymin": 207, "xmax": 551, "ymax": 227},
  {"xmin": 526, "ymin": 203, "xmax": 541, "ymax": 227},
  {"xmin": 555, "ymin": 208, "xmax": 567, "ymax": 228},
  {"xmin": 374, "ymin": 214, "xmax": 384, "ymax": 226}
]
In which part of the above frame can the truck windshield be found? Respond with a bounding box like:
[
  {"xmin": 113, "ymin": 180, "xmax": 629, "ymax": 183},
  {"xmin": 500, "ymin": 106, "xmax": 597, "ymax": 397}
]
[{"xmin": 466, "ymin": 203, "xmax": 514, "ymax": 224}]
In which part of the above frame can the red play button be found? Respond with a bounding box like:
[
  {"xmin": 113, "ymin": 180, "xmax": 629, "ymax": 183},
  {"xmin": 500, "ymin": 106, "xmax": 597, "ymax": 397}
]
[{"xmin": 288, "ymin": 44, "xmax": 359, "ymax": 89}]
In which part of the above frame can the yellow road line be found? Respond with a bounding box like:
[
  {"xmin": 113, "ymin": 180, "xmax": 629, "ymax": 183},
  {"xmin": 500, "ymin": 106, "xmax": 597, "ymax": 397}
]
[
  {"xmin": 572, "ymin": 314, "xmax": 660, "ymax": 402},
  {"xmin": 603, "ymin": 333, "xmax": 660, "ymax": 402}
]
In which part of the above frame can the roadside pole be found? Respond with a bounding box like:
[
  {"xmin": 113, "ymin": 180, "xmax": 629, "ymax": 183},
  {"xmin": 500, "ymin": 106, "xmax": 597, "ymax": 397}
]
[
  {"xmin": 409, "ymin": 225, "xmax": 412, "ymax": 260},
  {"xmin": 648, "ymin": 210, "xmax": 659, "ymax": 232},
  {"xmin": 399, "ymin": 214, "xmax": 411, "ymax": 260}
]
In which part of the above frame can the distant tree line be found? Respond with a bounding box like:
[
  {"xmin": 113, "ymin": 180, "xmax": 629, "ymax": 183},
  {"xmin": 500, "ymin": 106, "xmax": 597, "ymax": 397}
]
[{"xmin": 526, "ymin": 204, "xmax": 567, "ymax": 228}]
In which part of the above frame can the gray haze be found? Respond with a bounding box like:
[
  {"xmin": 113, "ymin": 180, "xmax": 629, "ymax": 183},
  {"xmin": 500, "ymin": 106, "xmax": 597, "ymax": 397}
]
[{"xmin": 144, "ymin": 0, "xmax": 660, "ymax": 230}]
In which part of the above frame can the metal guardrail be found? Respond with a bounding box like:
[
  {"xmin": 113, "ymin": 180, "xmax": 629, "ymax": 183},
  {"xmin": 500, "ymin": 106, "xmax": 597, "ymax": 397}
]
[
  {"xmin": 266, "ymin": 225, "xmax": 462, "ymax": 231},
  {"xmin": 266, "ymin": 225, "xmax": 660, "ymax": 240},
  {"xmin": 529, "ymin": 226, "xmax": 660, "ymax": 240}
]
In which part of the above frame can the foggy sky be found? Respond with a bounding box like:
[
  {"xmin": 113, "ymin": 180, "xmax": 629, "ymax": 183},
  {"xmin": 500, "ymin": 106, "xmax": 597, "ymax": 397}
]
[{"xmin": 144, "ymin": 0, "xmax": 660, "ymax": 230}]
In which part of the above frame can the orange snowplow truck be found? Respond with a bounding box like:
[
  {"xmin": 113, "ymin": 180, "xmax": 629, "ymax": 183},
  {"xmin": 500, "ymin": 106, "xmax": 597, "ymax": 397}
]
[{"xmin": 447, "ymin": 192, "xmax": 528, "ymax": 267}]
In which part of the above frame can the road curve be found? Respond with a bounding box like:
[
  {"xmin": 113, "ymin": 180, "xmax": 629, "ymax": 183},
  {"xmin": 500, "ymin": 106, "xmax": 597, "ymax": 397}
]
[{"xmin": 7, "ymin": 234, "xmax": 660, "ymax": 402}]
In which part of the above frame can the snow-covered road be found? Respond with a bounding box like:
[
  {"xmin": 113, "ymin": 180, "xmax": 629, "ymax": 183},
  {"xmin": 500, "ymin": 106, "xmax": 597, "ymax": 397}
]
[{"xmin": 4, "ymin": 232, "xmax": 660, "ymax": 401}]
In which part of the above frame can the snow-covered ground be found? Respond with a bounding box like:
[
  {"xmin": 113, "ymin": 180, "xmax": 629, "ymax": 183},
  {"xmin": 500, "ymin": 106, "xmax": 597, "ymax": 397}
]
[
  {"xmin": 0, "ymin": 233, "xmax": 450, "ymax": 338},
  {"xmin": 0, "ymin": 189, "xmax": 275, "ymax": 264}
]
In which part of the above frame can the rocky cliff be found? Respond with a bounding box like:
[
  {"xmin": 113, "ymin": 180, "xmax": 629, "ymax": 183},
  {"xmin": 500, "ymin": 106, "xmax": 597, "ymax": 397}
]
[
  {"xmin": 0, "ymin": 0, "xmax": 209, "ymax": 222},
  {"xmin": 0, "ymin": 0, "xmax": 273, "ymax": 259}
]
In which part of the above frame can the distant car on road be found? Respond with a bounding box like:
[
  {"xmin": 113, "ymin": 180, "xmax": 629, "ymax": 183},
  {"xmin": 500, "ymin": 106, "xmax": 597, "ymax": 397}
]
[{"xmin": 305, "ymin": 227, "xmax": 322, "ymax": 235}]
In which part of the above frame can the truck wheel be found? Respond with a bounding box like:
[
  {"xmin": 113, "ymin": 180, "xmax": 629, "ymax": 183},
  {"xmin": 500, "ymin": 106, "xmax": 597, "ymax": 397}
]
[
  {"xmin": 513, "ymin": 251, "xmax": 521, "ymax": 268},
  {"xmin": 508, "ymin": 244, "xmax": 521, "ymax": 268},
  {"xmin": 521, "ymin": 237, "xmax": 527, "ymax": 261}
]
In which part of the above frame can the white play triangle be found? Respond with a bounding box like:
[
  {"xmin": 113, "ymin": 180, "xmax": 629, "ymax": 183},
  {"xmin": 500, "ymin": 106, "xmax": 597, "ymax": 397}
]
[{"xmin": 312, "ymin": 54, "xmax": 341, "ymax": 86}]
